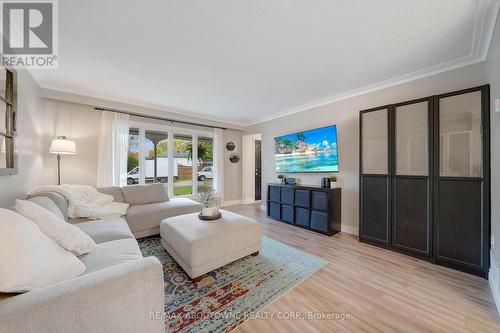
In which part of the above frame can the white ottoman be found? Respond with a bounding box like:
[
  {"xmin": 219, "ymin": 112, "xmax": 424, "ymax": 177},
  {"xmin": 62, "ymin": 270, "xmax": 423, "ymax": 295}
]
[{"xmin": 160, "ymin": 209, "xmax": 262, "ymax": 282}]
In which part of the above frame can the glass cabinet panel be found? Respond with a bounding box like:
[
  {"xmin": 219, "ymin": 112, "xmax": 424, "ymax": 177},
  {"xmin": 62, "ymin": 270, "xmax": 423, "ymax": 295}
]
[
  {"xmin": 396, "ymin": 102, "xmax": 428, "ymax": 176},
  {"xmin": 439, "ymin": 91, "xmax": 482, "ymax": 177},
  {"xmin": 362, "ymin": 109, "xmax": 388, "ymax": 174}
]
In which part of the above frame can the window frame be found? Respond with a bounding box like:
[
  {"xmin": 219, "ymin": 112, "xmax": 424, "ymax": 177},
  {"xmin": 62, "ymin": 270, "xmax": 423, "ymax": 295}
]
[
  {"xmin": 0, "ymin": 67, "xmax": 17, "ymax": 176},
  {"xmin": 129, "ymin": 120, "xmax": 214, "ymax": 198}
]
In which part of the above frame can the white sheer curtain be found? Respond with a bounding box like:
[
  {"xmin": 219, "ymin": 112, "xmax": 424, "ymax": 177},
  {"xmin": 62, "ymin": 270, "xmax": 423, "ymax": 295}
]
[
  {"xmin": 96, "ymin": 111, "xmax": 130, "ymax": 187},
  {"xmin": 213, "ymin": 128, "xmax": 225, "ymax": 202}
]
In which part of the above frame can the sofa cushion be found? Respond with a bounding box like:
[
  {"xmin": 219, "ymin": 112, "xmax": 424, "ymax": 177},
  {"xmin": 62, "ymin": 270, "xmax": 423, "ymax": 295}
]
[
  {"xmin": 126, "ymin": 197, "xmax": 202, "ymax": 233},
  {"xmin": 97, "ymin": 187, "xmax": 125, "ymax": 203},
  {"xmin": 75, "ymin": 218, "xmax": 134, "ymax": 244},
  {"xmin": 78, "ymin": 238, "xmax": 142, "ymax": 274},
  {"xmin": 29, "ymin": 192, "xmax": 69, "ymax": 221},
  {"xmin": 15, "ymin": 200, "xmax": 97, "ymax": 256},
  {"xmin": 122, "ymin": 184, "xmax": 169, "ymax": 205},
  {"xmin": 0, "ymin": 209, "xmax": 85, "ymax": 293},
  {"xmin": 27, "ymin": 196, "xmax": 65, "ymax": 220}
]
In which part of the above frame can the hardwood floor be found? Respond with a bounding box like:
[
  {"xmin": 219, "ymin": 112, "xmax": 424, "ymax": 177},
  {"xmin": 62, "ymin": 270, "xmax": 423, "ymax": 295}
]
[{"xmin": 225, "ymin": 204, "xmax": 500, "ymax": 333}]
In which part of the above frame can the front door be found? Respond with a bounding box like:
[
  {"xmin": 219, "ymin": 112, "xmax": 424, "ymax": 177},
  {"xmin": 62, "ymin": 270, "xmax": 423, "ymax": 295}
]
[{"xmin": 255, "ymin": 139, "xmax": 262, "ymax": 200}]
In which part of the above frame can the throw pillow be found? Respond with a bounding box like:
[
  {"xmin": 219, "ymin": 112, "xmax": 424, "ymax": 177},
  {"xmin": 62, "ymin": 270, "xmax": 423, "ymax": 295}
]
[
  {"xmin": 0, "ymin": 209, "xmax": 85, "ymax": 293},
  {"xmin": 122, "ymin": 183, "xmax": 169, "ymax": 205},
  {"xmin": 15, "ymin": 199, "xmax": 96, "ymax": 256},
  {"xmin": 26, "ymin": 196, "xmax": 66, "ymax": 220}
]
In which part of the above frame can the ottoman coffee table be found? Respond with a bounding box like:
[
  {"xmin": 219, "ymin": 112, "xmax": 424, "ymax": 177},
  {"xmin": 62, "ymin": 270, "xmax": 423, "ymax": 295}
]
[{"xmin": 160, "ymin": 209, "xmax": 262, "ymax": 282}]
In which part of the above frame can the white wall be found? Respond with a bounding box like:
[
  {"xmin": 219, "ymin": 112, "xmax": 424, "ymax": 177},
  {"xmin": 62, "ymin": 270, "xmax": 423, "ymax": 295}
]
[
  {"xmin": 42, "ymin": 99, "xmax": 101, "ymax": 186},
  {"xmin": 221, "ymin": 130, "xmax": 242, "ymax": 203},
  {"xmin": 0, "ymin": 70, "xmax": 45, "ymax": 208},
  {"xmin": 246, "ymin": 62, "xmax": 487, "ymax": 235},
  {"xmin": 485, "ymin": 15, "xmax": 500, "ymax": 309}
]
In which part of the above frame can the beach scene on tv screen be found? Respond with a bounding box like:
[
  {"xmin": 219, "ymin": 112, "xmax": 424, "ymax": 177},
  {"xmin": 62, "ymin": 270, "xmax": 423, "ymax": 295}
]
[{"xmin": 274, "ymin": 125, "xmax": 339, "ymax": 173}]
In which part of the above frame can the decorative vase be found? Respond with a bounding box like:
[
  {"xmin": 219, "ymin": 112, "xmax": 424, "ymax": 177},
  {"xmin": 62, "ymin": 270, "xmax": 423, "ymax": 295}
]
[
  {"xmin": 321, "ymin": 177, "xmax": 331, "ymax": 188},
  {"xmin": 330, "ymin": 181, "xmax": 337, "ymax": 189},
  {"xmin": 202, "ymin": 206, "xmax": 219, "ymax": 217}
]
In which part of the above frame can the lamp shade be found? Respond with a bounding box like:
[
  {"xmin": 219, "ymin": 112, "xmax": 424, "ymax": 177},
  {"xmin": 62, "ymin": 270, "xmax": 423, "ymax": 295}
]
[{"xmin": 50, "ymin": 137, "xmax": 76, "ymax": 155}]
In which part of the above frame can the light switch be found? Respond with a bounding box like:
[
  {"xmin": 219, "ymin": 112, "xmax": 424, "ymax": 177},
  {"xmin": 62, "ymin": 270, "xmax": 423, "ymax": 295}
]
[{"xmin": 496, "ymin": 99, "xmax": 500, "ymax": 113}]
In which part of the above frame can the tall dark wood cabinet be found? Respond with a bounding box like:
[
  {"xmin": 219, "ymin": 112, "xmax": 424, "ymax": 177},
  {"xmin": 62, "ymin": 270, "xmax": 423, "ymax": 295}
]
[{"xmin": 359, "ymin": 85, "xmax": 490, "ymax": 278}]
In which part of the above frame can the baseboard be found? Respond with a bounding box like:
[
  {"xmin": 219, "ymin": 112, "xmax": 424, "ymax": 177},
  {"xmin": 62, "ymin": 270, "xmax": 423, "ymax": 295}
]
[
  {"xmin": 489, "ymin": 252, "xmax": 500, "ymax": 316},
  {"xmin": 221, "ymin": 200, "xmax": 242, "ymax": 207},
  {"xmin": 341, "ymin": 224, "xmax": 359, "ymax": 236},
  {"xmin": 242, "ymin": 198, "xmax": 262, "ymax": 205}
]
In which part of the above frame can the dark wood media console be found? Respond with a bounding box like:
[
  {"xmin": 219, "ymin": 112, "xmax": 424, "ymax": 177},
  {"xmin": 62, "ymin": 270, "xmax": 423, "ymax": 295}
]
[{"xmin": 266, "ymin": 183, "xmax": 341, "ymax": 236}]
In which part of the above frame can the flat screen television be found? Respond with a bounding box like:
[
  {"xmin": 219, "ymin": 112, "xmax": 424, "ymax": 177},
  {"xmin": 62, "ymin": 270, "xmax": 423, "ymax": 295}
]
[{"xmin": 274, "ymin": 125, "xmax": 338, "ymax": 173}]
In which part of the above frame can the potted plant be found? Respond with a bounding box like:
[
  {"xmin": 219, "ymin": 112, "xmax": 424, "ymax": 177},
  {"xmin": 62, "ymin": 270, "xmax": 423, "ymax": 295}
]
[
  {"xmin": 226, "ymin": 142, "xmax": 236, "ymax": 151},
  {"xmin": 199, "ymin": 189, "xmax": 220, "ymax": 217},
  {"xmin": 229, "ymin": 152, "xmax": 240, "ymax": 163},
  {"xmin": 277, "ymin": 174, "xmax": 286, "ymax": 184},
  {"xmin": 329, "ymin": 176, "xmax": 338, "ymax": 189}
]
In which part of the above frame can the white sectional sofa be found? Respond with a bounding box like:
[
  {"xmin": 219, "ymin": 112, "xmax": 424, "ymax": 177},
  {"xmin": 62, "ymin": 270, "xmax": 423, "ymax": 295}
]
[
  {"xmin": 32, "ymin": 184, "xmax": 203, "ymax": 238},
  {"xmin": 0, "ymin": 195, "xmax": 165, "ymax": 333},
  {"xmin": 1, "ymin": 184, "xmax": 203, "ymax": 332}
]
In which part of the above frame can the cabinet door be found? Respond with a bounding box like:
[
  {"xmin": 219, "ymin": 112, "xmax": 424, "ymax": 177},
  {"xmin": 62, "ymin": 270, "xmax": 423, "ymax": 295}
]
[
  {"xmin": 360, "ymin": 108, "xmax": 390, "ymax": 244},
  {"xmin": 280, "ymin": 188, "xmax": 293, "ymax": 204},
  {"xmin": 393, "ymin": 100, "xmax": 431, "ymax": 256},
  {"xmin": 393, "ymin": 178, "xmax": 429, "ymax": 254},
  {"xmin": 361, "ymin": 177, "xmax": 389, "ymax": 243},
  {"xmin": 269, "ymin": 186, "xmax": 280, "ymax": 202},
  {"xmin": 281, "ymin": 204, "xmax": 293, "ymax": 223},
  {"xmin": 435, "ymin": 88, "xmax": 488, "ymax": 276},
  {"xmin": 311, "ymin": 191, "xmax": 328, "ymax": 211},
  {"xmin": 269, "ymin": 202, "xmax": 280, "ymax": 220},
  {"xmin": 295, "ymin": 207, "xmax": 310, "ymax": 227},
  {"xmin": 311, "ymin": 210, "xmax": 328, "ymax": 233},
  {"xmin": 295, "ymin": 189, "xmax": 310, "ymax": 208}
]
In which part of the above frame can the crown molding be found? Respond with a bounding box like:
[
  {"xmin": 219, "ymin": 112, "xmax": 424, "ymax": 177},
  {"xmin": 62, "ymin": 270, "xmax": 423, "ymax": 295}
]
[
  {"xmin": 247, "ymin": 0, "xmax": 500, "ymax": 127},
  {"xmin": 246, "ymin": 54, "xmax": 483, "ymax": 126},
  {"xmin": 474, "ymin": 0, "xmax": 500, "ymax": 59}
]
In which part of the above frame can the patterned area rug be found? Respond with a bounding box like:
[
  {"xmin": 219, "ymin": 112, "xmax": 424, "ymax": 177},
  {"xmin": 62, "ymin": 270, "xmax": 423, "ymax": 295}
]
[{"xmin": 138, "ymin": 235, "xmax": 327, "ymax": 333}]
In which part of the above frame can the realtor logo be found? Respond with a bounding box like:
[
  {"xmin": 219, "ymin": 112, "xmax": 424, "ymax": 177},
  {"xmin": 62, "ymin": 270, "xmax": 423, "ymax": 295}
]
[{"xmin": 1, "ymin": 0, "xmax": 58, "ymax": 68}]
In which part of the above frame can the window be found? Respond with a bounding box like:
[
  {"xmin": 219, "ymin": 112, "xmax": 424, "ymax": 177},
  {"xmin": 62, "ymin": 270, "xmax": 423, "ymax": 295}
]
[
  {"xmin": 127, "ymin": 128, "xmax": 140, "ymax": 184},
  {"xmin": 197, "ymin": 136, "xmax": 213, "ymax": 192},
  {"xmin": 0, "ymin": 68, "xmax": 16, "ymax": 175},
  {"xmin": 173, "ymin": 134, "xmax": 192, "ymax": 196},
  {"xmin": 127, "ymin": 122, "xmax": 216, "ymax": 197},
  {"xmin": 145, "ymin": 130, "xmax": 169, "ymax": 192}
]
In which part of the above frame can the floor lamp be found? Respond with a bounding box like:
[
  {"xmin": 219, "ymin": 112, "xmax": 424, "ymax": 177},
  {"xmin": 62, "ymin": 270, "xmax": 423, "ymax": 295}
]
[{"xmin": 50, "ymin": 136, "xmax": 76, "ymax": 185}]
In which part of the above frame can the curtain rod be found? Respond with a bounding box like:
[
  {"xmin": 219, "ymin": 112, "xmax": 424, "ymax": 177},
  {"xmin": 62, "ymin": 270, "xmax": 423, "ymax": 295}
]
[{"xmin": 93, "ymin": 106, "xmax": 227, "ymax": 130}]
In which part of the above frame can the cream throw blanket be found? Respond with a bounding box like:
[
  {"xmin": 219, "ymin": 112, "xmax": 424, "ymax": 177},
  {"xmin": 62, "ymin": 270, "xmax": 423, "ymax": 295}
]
[{"xmin": 32, "ymin": 185, "xmax": 129, "ymax": 219}]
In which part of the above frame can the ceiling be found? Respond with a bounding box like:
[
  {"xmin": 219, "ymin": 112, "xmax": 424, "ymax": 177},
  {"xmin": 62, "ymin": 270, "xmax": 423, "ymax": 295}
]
[{"xmin": 30, "ymin": 0, "xmax": 499, "ymax": 126}]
